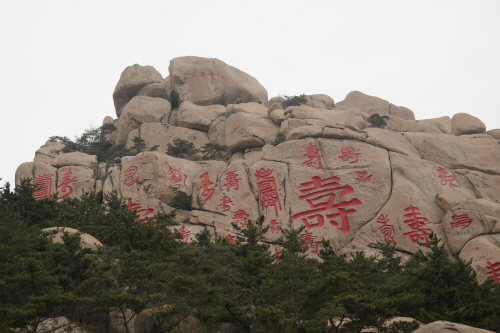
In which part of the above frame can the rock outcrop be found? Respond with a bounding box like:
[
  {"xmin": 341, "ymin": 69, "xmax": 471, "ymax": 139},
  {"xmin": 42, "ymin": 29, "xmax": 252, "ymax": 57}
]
[{"xmin": 16, "ymin": 56, "xmax": 500, "ymax": 293}]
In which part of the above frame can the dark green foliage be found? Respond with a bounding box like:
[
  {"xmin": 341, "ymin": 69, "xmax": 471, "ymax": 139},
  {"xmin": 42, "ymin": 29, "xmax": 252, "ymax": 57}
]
[
  {"xmin": 166, "ymin": 138, "xmax": 200, "ymax": 159},
  {"xmin": 201, "ymin": 143, "xmax": 228, "ymax": 160},
  {"xmin": 170, "ymin": 189, "xmax": 192, "ymax": 210},
  {"xmin": 281, "ymin": 94, "xmax": 308, "ymax": 109},
  {"xmin": 2, "ymin": 181, "xmax": 500, "ymax": 332},
  {"xmin": 272, "ymin": 132, "xmax": 286, "ymax": 146},
  {"xmin": 367, "ymin": 113, "xmax": 390, "ymax": 128}
]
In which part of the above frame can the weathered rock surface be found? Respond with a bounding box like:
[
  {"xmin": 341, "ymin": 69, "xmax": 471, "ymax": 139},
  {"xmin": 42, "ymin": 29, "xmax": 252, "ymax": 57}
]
[
  {"xmin": 34, "ymin": 140, "xmax": 65, "ymax": 164},
  {"xmin": 336, "ymin": 91, "xmax": 390, "ymax": 116},
  {"xmin": 113, "ymin": 64, "xmax": 166, "ymax": 117},
  {"xmin": 43, "ymin": 227, "xmax": 103, "ymax": 250},
  {"xmin": 169, "ymin": 56, "xmax": 268, "ymax": 107},
  {"xmin": 225, "ymin": 112, "xmax": 278, "ymax": 153},
  {"xmin": 177, "ymin": 101, "xmax": 226, "ymax": 131},
  {"xmin": 306, "ymin": 94, "xmax": 335, "ymax": 109},
  {"xmin": 414, "ymin": 321, "xmax": 495, "ymax": 333},
  {"xmin": 451, "ymin": 112, "xmax": 486, "ymax": 136}
]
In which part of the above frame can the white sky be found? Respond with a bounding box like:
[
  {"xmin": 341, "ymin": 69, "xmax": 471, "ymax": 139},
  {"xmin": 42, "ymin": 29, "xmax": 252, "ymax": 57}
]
[{"xmin": 1, "ymin": 0, "xmax": 499, "ymax": 187}]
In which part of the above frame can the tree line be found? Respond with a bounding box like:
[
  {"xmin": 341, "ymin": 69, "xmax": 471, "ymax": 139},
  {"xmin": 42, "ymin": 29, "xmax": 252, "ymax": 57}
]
[{"xmin": 1, "ymin": 179, "xmax": 499, "ymax": 332}]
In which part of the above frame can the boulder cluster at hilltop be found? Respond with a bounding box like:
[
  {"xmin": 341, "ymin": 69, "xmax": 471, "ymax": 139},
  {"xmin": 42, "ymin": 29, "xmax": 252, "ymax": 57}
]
[{"xmin": 16, "ymin": 56, "xmax": 500, "ymax": 288}]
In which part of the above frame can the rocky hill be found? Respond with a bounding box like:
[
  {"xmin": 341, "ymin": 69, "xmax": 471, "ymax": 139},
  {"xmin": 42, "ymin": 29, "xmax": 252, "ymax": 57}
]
[{"xmin": 16, "ymin": 56, "xmax": 500, "ymax": 286}]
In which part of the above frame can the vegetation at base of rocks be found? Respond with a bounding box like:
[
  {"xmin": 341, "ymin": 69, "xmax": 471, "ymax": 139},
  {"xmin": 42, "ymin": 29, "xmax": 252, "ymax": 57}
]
[
  {"xmin": 50, "ymin": 124, "xmax": 131, "ymax": 163},
  {"xmin": 201, "ymin": 143, "xmax": 228, "ymax": 161},
  {"xmin": 166, "ymin": 138, "xmax": 200, "ymax": 159},
  {"xmin": 367, "ymin": 113, "xmax": 390, "ymax": 128},
  {"xmin": 272, "ymin": 132, "xmax": 286, "ymax": 146},
  {"xmin": 170, "ymin": 189, "xmax": 192, "ymax": 210},
  {"xmin": 281, "ymin": 94, "xmax": 308, "ymax": 109},
  {"xmin": 2, "ymin": 179, "xmax": 500, "ymax": 332}
]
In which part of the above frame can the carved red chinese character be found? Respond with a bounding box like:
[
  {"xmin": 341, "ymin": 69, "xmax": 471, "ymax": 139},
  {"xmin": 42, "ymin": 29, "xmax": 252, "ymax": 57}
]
[
  {"xmin": 58, "ymin": 168, "xmax": 78, "ymax": 199},
  {"xmin": 291, "ymin": 176, "xmax": 362, "ymax": 234},
  {"xmin": 223, "ymin": 171, "xmax": 240, "ymax": 190},
  {"xmin": 451, "ymin": 214, "xmax": 473, "ymax": 229},
  {"xmin": 254, "ymin": 168, "xmax": 282, "ymax": 217},
  {"xmin": 123, "ymin": 166, "xmax": 139, "ymax": 187},
  {"xmin": 178, "ymin": 226, "xmax": 191, "ymax": 242},
  {"xmin": 190, "ymin": 72, "xmax": 197, "ymax": 78},
  {"xmin": 226, "ymin": 234, "xmax": 236, "ymax": 245},
  {"xmin": 232, "ymin": 209, "xmax": 250, "ymax": 228},
  {"xmin": 126, "ymin": 198, "xmax": 157, "ymax": 225},
  {"xmin": 436, "ymin": 167, "xmax": 458, "ymax": 188},
  {"xmin": 273, "ymin": 248, "xmax": 282, "ymax": 264},
  {"xmin": 200, "ymin": 71, "xmax": 206, "ymax": 79},
  {"xmin": 302, "ymin": 143, "xmax": 323, "ymax": 169},
  {"xmin": 167, "ymin": 166, "xmax": 188, "ymax": 189},
  {"xmin": 196, "ymin": 172, "xmax": 218, "ymax": 207},
  {"xmin": 299, "ymin": 230, "xmax": 321, "ymax": 254},
  {"xmin": 376, "ymin": 214, "xmax": 396, "ymax": 245},
  {"xmin": 355, "ymin": 170, "xmax": 372, "ymax": 183},
  {"xmin": 33, "ymin": 174, "xmax": 54, "ymax": 200},
  {"xmin": 486, "ymin": 261, "xmax": 500, "ymax": 283},
  {"xmin": 402, "ymin": 205, "xmax": 432, "ymax": 246},
  {"xmin": 269, "ymin": 219, "xmax": 281, "ymax": 234},
  {"xmin": 208, "ymin": 71, "xmax": 215, "ymax": 79},
  {"xmin": 338, "ymin": 147, "xmax": 361, "ymax": 164},
  {"xmin": 218, "ymin": 195, "xmax": 234, "ymax": 212}
]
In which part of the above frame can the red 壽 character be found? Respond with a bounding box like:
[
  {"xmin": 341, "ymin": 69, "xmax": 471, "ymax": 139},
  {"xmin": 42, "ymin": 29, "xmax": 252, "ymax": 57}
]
[
  {"xmin": 226, "ymin": 234, "xmax": 236, "ymax": 245},
  {"xmin": 436, "ymin": 167, "xmax": 458, "ymax": 188},
  {"xmin": 167, "ymin": 166, "xmax": 188, "ymax": 189},
  {"xmin": 124, "ymin": 166, "xmax": 139, "ymax": 187},
  {"xmin": 196, "ymin": 172, "xmax": 218, "ymax": 207},
  {"xmin": 355, "ymin": 170, "xmax": 372, "ymax": 183},
  {"xmin": 33, "ymin": 174, "xmax": 54, "ymax": 200},
  {"xmin": 402, "ymin": 205, "xmax": 432, "ymax": 246},
  {"xmin": 126, "ymin": 198, "xmax": 157, "ymax": 225},
  {"xmin": 486, "ymin": 261, "xmax": 500, "ymax": 283},
  {"xmin": 58, "ymin": 168, "xmax": 78, "ymax": 199},
  {"xmin": 338, "ymin": 147, "xmax": 361, "ymax": 164},
  {"xmin": 218, "ymin": 195, "xmax": 234, "ymax": 212},
  {"xmin": 376, "ymin": 214, "xmax": 396, "ymax": 245},
  {"xmin": 232, "ymin": 209, "xmax": 250, "ymax": 228},
  {"xmin": 178, "ymin": 226, "xmax": 191, "ymax": 242},
  {"xmin": 451, "ymin": 214, "xmax": 473, "ymax": 229},
  {"xmin": 223, "ymin": 171, "xmax": 241, "ymax": 191},
  {"xmin": 299, "ymin": 230, "xmax": 322, "ymax": 254},
  {"xmin": 291, "ymin": 175, "xmax": 362, "ymax": 234},
  {"xmin": 269, "ymin": 219, "xmax": 281, "ymax": 234},
  {"xmin": 254, "ymin": 168, "xmax": 282, "ymax": 217},
  {"xmin": 273, "ymin": 248, "xmax": 282, "ymax": 264},
  {"xmin": 302, "ymin": 143, "xmax": 323, "ymax": 169}
]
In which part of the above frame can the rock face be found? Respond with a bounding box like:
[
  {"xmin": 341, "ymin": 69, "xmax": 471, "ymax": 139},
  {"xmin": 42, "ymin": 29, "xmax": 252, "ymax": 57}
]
[
  {"xmin": 14, "ymin": 56, "xmax": 500, "ymax": 293},
  {"xmin": 168, "ymin": 56, "xmax": 268, "ymax": 108},
  {"xmin": 414, "ymin": 320, "xmax": 495, "ymax": 333}
]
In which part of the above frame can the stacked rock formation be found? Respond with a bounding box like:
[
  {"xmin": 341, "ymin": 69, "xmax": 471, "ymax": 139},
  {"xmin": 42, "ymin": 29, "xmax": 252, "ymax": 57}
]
[{"xmin": 16, "ymin": 56, "xmax": 500, "ymax": 286}]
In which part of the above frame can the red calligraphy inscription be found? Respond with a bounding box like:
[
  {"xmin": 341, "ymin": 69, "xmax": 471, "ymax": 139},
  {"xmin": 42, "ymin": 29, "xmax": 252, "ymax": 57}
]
[
  {"xmin": 437, "ymin": 167, "xmax": 458, "ymax": 188},
  {"xmin": 273, "ymin": 248, "xmax": 282, "ymax": 264},
  {"xmin": 232, "ymin": 209, "xmax": 250, "ymax": 228},
  {"xmin": 190, "ymin": 72, "xmax": 197, "ymax": 78},
  {"xmin": 178, "ymin": 226, "xmax": 191, "ymax": 243},
  {"xmin": 355, "ymin": 170, "xmax": 372, "ymax": 183},
  {"xmin": 223, "ymin": 171, "xmax": 240, "ymax": 190},
  {"xmin": 451, "ymin": 214, "xmax": 473, "ymax": 229},
  {"xmin": 300, "ymin": 230, "xmax": 322, "ymax": 254},
  {"xmin": 33, "ymin": 174, "xmax": 54, "ymax": 200},
  {"xmin": 218, "ymin": 195, "xmax": 234, "ymax": 212},
  {"xmin": 376, "ymin": 214, "xmax": 396, "ymax": 245},
  {"xmin": 123, "ymin": 166, "xmax": 139, "ymax": 187},
  {"xmin": 167, "ymin": 166, "xmax": 188, "ymax": 189},
  {"xmin": 338, "ymin": 147, "xmax": 361, "ymax": 164},
  {"xmin": 291, "ymin": 176, "xmax": 362, "ymax": 234},
  {"xmin": 254, "ymin": 168, "xmax": 282, "ymax": 217},
  {"xmin": 226, "ymin": 234, "xmax": 236, "ymax": 245},
  {"xmin": 302, "ymin": 143, "xmax": 323, "ymax": 169},
  {"xmin": 58, "ymin": 168, "xmax": 77, "ymax": 199},
  {"xmin": 486, "ymin": 261, "xmax": 500, "ymax": 283},
  {"xmin": 126, "ymin": 198, "xmax": 157, "ymax": 225},
  {"xmin": 196, "ymin": 172, "xmax": 218, "ymax": 207},
  {"xmin": 269, "ymin": 219, "xmax": 281, "ymax": 234},
  {"xmin": 402, "ymin": 205, "xmax": 432, "ymax": 246}
]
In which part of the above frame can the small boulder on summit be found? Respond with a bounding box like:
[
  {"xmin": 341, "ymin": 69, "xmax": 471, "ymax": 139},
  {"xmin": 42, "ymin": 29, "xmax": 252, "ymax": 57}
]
[
  {"xmin": 336, "ymin": 91, "xmax": 390, "ymax": 116},
  {"xmin": 169, "ymin": 56, "xmax": 268, "ymax": 108},
  {"xmin": 451, "ymin": 112, "xmax": 486, "ymax": 136}
]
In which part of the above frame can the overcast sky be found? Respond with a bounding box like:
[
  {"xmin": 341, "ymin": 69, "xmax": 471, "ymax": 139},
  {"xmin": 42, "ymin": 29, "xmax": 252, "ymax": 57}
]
[{"xmin": 1, "ymin": 1, "xmax": 499, "ymax": 187}]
